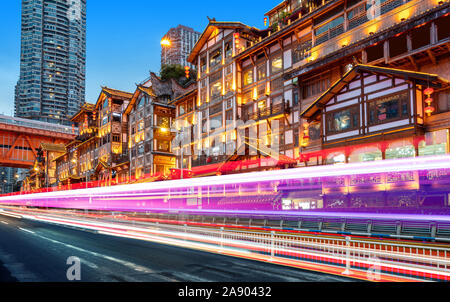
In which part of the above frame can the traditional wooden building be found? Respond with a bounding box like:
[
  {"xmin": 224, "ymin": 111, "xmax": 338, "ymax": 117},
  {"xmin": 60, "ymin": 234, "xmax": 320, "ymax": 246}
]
[
  {"xmin": 125, "ymin": 73, "xmax": 188, "ymax": 181},
  {"xmin": 70, "ymin": 103, "xmax": 98, "ymax": 183},
  {"xmin": 171, "ymin": 0, "xmax": 450, "ymax": 174},
  {"xmin": 94, "ymin": 87, "xmax": 132, "ymax": 184},
  {"xmin": 300, "ymin": 64, "xmax": 449, "ymax": 165}
]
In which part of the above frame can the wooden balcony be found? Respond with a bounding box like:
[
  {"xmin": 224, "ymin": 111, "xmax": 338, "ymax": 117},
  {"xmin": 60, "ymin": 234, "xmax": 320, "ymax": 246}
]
[{"xmin": 243, "ymin": 100, "xmax": 290, "ymax": 122}]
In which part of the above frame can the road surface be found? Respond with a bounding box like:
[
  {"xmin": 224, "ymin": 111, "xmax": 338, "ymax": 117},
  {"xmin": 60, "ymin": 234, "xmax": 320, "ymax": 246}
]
[{"xmin": 0, "ymin": 214, "xmax": 355, "ymax": 282}]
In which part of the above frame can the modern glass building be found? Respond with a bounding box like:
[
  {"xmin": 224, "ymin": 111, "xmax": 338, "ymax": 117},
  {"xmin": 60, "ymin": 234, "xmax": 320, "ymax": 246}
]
[{"xmin": 15, "ymin": 0, "xmax": 87, "ymax": 126}]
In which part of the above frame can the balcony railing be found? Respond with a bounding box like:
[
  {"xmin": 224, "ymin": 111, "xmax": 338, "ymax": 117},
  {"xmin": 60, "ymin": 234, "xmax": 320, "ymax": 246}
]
[
  {"xmin": 243, "ymin": 100, "xmax": 290, "ymax": 122},
  {"xmin": 306, "ymin": 0, "xmax": 442, "ymax": 66},
  {"xmin": 192, "ymin": 155, "xmax": 229, "ymax": 167}
]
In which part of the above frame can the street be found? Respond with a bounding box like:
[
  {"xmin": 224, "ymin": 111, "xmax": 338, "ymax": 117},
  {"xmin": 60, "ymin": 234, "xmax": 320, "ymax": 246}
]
[{"xmin": 0, "ymin": 215, "xmax": 354, "ymax": 282}]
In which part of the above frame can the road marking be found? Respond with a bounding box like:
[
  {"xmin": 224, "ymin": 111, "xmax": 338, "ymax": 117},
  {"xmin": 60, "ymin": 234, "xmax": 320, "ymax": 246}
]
[
  {"xmin": 30, "ymin": 233, "xmax": 178, "ymax": 282},
  {"xmin": 1, "ymin": 221, "xmax": 8, "ymax": 225},
  {"xmin": 18, "ymin": 227, "xmax": 35, "ymax": 234}
]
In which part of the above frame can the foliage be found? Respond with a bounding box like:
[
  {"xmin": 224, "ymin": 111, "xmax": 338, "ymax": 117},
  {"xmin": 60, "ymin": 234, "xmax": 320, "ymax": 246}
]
[{"xmin": 160, "ymin": 64, "xmax": 197, "ymax": 86}]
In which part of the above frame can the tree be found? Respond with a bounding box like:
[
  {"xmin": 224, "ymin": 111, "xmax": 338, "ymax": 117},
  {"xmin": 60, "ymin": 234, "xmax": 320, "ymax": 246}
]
[{"xmin": 160, "ymin": 64, "xmax": 197, "ymax": 86}]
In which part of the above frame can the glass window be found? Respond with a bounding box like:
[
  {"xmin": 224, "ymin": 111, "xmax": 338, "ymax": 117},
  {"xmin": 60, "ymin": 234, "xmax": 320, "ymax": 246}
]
[
  {"xmin": 210, "ymin": 48, "xmax": 222, "ymax": 68},
  {"xmin": 309, "ymin": 122, "xmax": 321, "ymax": 141},
  {"xmin": 179, "ymin": 103, "xmax": 186, "ymax": 116},
  {"xmin": 137, "ymin": 96, "xmax": 145, "ymax": 109},
  {"xmin": 138, "ymin": 121, "xmax": 145, "ymax": 131},
  {"xmin": 257, "ymin": 64, "xmax": 266, "ymax": 81},
  {"xmin": 348, "ymin": 146, "xmax": 382, "ymax": 163},
  {"xmin": 225, "ymin": 42, "xmax": 232, "ymax": 58},
  {"xmin": 101, "ymin": 116, "xmax": 108, "ymax": 126},
  {"xmin": 200, "ymin": 57, "xmax": 207, "ymax": 73},
  {"xmin": 368, "ymin": 93, "xmax": 409, "ymax": 125},
  {"xmin": 315, "ymin": 16, "xmax": 345, "ymax": 36},
  {"xmin": 243, "ymin": 69, "xmax": 253, "ymax": 86},
  {"xmin": 292, "ymin": 39, "xmax": 312, "ymax": 63},
  {"xmin": 156, "ymin": 140, "xmax": 171, "ymax": 152},
  {"xmin": 419, "ymin": 130, "xmax": 448, "ymax": 157},
  {"xmin": 210, "ymin": 80, "xmax": 222, "ymax": 99},
  {"xmin": 326, "ymin": 107, "xmax": 359, "ymax": 134},
  {"xmin": 210, "ymin": 114, "xmax": 223, "ymax": 130},
  {"xmin": 302, "ymin": 73, "xmax": 331, "ymax": 99},
  {"xmin": 438, "ymin": 90, "xmax": 450, "ymax": 113},
  {"xmin": 385, "ymin": 140, "xmax": 415, "ymax": 159},
  {"xmin": 103, "ymin": 98, "xmax": 109, "ymax": 109},
  {"xmin": 271, "ymin": 55, "xmax": 283, "ymax": 74},
  {"xmin": 326, "ymin": 152, "xmax": 346, "ymax": 165}
]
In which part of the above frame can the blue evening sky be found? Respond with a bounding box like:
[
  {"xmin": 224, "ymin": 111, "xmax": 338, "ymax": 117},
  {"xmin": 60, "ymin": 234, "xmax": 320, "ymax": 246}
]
[{"xmin": 0, "ymin": 0, "xmax": 274, "ymax": 116}]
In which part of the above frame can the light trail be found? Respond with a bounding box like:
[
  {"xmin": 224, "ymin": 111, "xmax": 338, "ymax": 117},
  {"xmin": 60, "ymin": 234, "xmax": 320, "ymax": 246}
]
[
  {"xmin": 1, "ymin": 207, "xmax": 449, "ymax": 282},
  {"xmin": 1, "ymin": 155, "xmax": 450, "ymax": 220}
]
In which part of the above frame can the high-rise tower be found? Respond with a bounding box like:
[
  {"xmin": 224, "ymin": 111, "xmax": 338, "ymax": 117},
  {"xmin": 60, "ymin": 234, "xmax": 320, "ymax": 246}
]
[
  {"xmin": 15, "ymin": 0, "xmax": 87, "ymax": 126},
  {"xmin": 161, "ymin": 25, "xmax": 200, "ymax": 70}
]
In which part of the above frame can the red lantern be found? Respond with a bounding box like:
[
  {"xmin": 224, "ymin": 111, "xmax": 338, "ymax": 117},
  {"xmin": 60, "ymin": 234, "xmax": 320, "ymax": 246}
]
[
  {"xmin": 425, "ymin": 106, "xmax": 435, "ymax": 116},
  {"xmin": 264, "ymin": 17, "xmax": 268, "ymax": 27},
  {"xmin": 424, "ymin": 88, "xmax": 434, "ymax": 96},
  {"xmin": 234, "ymin": 33, "xmax": 240, "ymax": 47},
  {"xmin": 185, "ymin": 66, "xmax": 190, "ymax": 79}
]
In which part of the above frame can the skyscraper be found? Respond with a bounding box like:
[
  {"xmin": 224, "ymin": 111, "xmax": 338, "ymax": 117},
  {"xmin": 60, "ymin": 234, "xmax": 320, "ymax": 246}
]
[
  {"xmin": 161, "ymin": 25, "xmax": 201, "ymax": 70},
  {"xmin": 15, "ymin": 0, "xmax": 87, "ymax": 126}
]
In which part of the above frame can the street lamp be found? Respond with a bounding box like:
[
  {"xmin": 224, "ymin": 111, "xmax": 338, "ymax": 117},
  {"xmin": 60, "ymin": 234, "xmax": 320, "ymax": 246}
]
[{"xmin": 160, "ymin": 38, "xmax": 171, "ymax": 65}]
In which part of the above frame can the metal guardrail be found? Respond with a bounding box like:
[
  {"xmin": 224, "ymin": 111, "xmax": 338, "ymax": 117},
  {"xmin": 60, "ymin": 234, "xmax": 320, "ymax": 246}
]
[{"xmin": 130, "ymin": 220, "xmax": 450, "ymax": 281}]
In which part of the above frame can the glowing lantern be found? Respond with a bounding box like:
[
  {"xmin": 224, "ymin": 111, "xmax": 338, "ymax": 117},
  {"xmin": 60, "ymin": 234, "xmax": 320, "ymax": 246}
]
[
  {"xmin": 425, "ymin": 106, "xmax": 436, "ymax": 116},
  {"xmin": 424, "ymin": 87, "xmax": 435, "ymax": 116},
  {"xmin": 264, "ymin": 17, "xmax": 268, "ymax": 27},
  {"xmin": 425, "ymin": 98, "xmax": 433, "ymax": 106},
  {"xmin": 234, "ymin": 33, "xmax": 240, "ymax": 48},
  {"xmin": 424, "ymin": 88, "xmax": 434, "ymax": 96},
  {"xmin": 301, "ymin": 123, "xmax": 310, "ymax": 147},
  {"xmin": 185, "ymin": 66, "xmax": 190, "ymax": 79}
]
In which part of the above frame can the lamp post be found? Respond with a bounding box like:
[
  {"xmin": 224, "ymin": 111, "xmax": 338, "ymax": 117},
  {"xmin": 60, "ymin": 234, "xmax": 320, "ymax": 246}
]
[
  {"xmin": 160, "ymin": 38, "xmax": 171, "ymax": 65},
  {"xmin": 169, "ymin": 125, "xmax": 185, "ymax": 180}
]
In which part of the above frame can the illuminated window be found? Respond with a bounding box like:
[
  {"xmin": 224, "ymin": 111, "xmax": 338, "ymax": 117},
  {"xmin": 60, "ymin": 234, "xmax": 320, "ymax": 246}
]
[
  {"xmin": 348, "ymin": 146, "xmax": 382, "ymax": 163},
  {"xmin": 368, "ymin": 93, "xmax": 409, "ymax": 125},
  {"xmin": 326, "ymin": 106, "xmax": 359, "ymax": 135},
  {"xmin": 292, "ymin": 39, "xmax": 312, "ymax": 63},
  {"xmin": 271, "ymin": 55, "xmax": 283, "ymax": 74},
  {"xmin": 385, "ymin": 140, "xmax": 415, "ymax": 159},
  {"xmin": 243, "ymin": 69, "xmax": 254, "ymax": 86},
  {"xmin": 326, "ymin": 152, "xmax": 346, "ymax": 165},
  {"xmin": 419, "ymin": 130, "xmax": 448, "ymax": 157},
  {"xmin": 209, "ymin": 48, "xmax": 222, "ymax": 69},
  {"xmin": 257, "ymin": 64, "xmax": 266, "ymax": 81}
]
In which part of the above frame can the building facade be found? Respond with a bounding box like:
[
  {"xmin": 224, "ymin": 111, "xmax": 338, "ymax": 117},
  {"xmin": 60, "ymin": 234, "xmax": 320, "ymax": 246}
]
[
  {"xmin": 125, "ymin": 73, "xmax": 195, "ymax": 181},
  {"xmin": 15, "ymin": 0, "xmax": 87, "ymax": 125},
  {"xmin": 167, "ymin": 0, "xmax": 450, "ymax": 178},
  {"xmin": 161, "ymin": 25, "xmax": 201, "ymax": 69}
]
